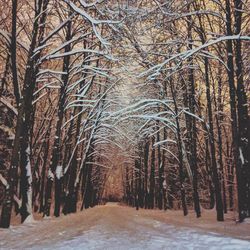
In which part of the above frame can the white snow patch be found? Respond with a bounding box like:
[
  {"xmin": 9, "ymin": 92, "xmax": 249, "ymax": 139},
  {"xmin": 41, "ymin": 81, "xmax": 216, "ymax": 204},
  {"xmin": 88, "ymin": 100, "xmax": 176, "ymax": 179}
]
[
  {"xmin": 23, "ymin": 215, "xmax": 35, "ymax": 224},
  {"xmin": 25, "ymin": 147, "xmax": 33, "ymax": 215},
  {"xmin": 239, "ymin": 147, "xmax": 245, "ymax": 165},
  {"xmin": 48, "ymin": 168, "xmax": 54, "ymax": 180},
  {"xmin": 244, "ymin": 218, "xmax": 250, "ymax": 224},
  {"xmin": 56, "ymin": 165, "xmax": 63, "ymax": 179}
]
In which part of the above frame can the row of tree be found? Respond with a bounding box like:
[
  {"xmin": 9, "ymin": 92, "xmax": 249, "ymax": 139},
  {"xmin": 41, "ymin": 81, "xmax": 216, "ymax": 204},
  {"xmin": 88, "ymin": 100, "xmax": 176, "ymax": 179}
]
[
  {"xmin": 0, "ymin": 0, "xmax": 119, "ymax": 228},
  {"xmin": 118, "ymin": 0, "xmax": 249, "ymax": 222},
  {"xmin": 0, "ymin": 0, "xmax": 249, "ymax": 229}
]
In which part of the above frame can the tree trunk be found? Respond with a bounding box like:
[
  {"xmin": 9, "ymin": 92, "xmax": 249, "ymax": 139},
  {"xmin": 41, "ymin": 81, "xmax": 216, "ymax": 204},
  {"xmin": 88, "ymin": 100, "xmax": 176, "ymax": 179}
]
[
  {"xmin": 170, "ymin": 78, "xmax": 188, "ymax": 216},
  {"xmin": 10, "ymin": 0, "xmax": 20, "ymax": 105},
  {"xmin": 204, "ymin": 56, "xmax": 224, "ymax": 221},
  {"xmin": 234, "ymin": 0, "xmax": 250, "ymax": 220},
  {"xmin": 149, "ymin": 136, "xmax": 155, "ymax": 209},
  {"xmin": 144, "ymin": 139, "xmax": 149, "ymax": 209}
]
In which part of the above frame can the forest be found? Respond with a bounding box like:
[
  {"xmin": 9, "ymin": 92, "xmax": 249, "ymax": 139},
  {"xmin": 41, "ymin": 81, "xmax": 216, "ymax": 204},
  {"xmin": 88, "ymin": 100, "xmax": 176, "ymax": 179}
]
[{"xmin": 0, "ymin": 0, "xmax": 249, "ymax": 233}]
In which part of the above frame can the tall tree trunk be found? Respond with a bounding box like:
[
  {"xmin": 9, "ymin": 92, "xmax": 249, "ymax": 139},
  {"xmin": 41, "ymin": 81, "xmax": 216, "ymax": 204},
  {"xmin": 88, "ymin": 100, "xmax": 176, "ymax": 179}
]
[
  {"xmin": 39, "ymin": 123, "xmax": 52, "ymax": 213},
  {"xmin": 170, "ymin": 78, "xmax": 188, "ymax": 216},
  {"xmin": 10, "ymin": 0, "xmax": 20, "ymax": 105},
  {"xmin": 215, "ymin": 63, "xmax": 227, "ymax": 213},
  {"xmin": 234, "ymin": 0, "xmax": 250, "ymax": 220},
  {"xmin": 204, "ymin": 57, "xmax": 224, "ymax": 221},
  {"xmin": 157, "ymin": 106, "xmax": 163, "ymax": 210},
  {"xmin": 225, "ymin": 0, "xmax": 238, "ymax": 213},
  {"xmin": 144, "ymin": 139, "xmax": 149, "ymax": 209},
  {"xmin": 149, "ymin": 136, "xmax": 155, "ymax": 209},
  {"xmin": 187, "ymin": 17, "xmax": 201, "ymax": 217}
]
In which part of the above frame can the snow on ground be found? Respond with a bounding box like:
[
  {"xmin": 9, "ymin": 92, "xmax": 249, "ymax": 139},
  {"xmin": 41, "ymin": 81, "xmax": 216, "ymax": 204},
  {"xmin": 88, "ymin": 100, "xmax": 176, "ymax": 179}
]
[{"xmin": 0, "ymin": 203, "xmax": 250, "ymax": 250}]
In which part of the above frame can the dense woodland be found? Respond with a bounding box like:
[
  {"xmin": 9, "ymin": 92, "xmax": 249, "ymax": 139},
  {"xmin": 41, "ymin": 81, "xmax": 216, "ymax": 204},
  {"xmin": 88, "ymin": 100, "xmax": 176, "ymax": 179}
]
[{"xmin": 0, "ymin": 0, "xmax": 249, "ymax": 229}]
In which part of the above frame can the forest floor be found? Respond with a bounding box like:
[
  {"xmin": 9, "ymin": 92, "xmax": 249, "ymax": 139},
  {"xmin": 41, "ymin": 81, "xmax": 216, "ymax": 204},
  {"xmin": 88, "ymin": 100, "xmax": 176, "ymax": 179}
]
[{"xmin": 0, "ymin": 203, "xmax": 250, "ymax": 250}]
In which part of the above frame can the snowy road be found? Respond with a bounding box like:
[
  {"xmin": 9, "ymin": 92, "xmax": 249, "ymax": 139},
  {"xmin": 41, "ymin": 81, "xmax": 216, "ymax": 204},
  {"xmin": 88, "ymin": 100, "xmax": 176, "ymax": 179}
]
[{"xmin": 0, "ymin": 203, "xmax": 250, "ymax": 250}]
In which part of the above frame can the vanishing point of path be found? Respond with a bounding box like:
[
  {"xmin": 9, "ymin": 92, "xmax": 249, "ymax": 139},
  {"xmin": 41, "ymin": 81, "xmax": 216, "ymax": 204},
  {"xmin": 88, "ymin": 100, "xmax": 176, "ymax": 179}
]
[{"xmin": 0, "ymin": 203, "xmax": 250, "ymax": 250}]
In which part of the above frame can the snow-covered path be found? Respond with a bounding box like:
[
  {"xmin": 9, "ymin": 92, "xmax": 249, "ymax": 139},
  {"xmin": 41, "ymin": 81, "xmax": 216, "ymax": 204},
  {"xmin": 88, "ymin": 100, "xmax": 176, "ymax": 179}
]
[{"xmin": 0, "ymin": 203, "xmax": 250, "ymax": 250}]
